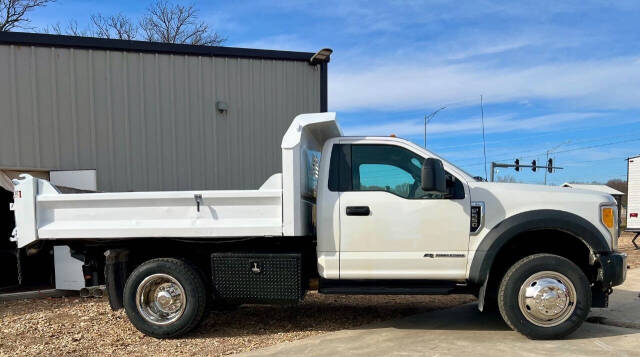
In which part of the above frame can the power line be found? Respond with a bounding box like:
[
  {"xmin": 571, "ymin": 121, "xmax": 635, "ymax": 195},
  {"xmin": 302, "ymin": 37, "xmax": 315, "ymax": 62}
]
[
  {"xmin": 554, "ymin": 138, "xmax": 640, "ymax": 155},
  {"xmin": 429, "ymin": 95, "xmax": 489, "ymax": 110},
  {"xmin": 434, "ymin": 120, "xmax": 640, "ymax": 150},
  {"xmin": 475, "ymin": 137, "xmax": 640, "ymax": 166},
  {"xmin": 561, "ymin": 157, "xmax": 628, "ymax": 166},
  {"xmin": 461, "ymin": 137, "xmax": 640, "ymax": 168},
  {"xmin": 454, "ymin": 145, "xmax": 552, "ymax": 165},
  {"xmin": 453, "ymin": 130, "xmax": 640, "ymax": 165}
]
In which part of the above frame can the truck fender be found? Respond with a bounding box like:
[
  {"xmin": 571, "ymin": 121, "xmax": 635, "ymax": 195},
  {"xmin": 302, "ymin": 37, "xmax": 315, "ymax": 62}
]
[{"xmin": 468, "ymin": 209, "xmax": 610, "ymax": 286}]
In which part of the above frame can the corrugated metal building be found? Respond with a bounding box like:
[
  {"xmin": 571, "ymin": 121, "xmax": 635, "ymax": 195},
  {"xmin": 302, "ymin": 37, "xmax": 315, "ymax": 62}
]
[
  {"xmin": 0, "ymin": 32, "xmax": 329, "ymax": 289},
  {"xmin": 0, "ymin": 32, "xmax": 328, "ymax": 192}
]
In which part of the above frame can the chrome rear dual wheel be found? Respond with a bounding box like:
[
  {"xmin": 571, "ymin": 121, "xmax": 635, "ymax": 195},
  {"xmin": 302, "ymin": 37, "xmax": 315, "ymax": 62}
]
[
  {"xmin": 136, "ymin": 274, "xmax": 187, "ymax": 326},
  {"xmin": 123, "ymin": 258, "xmax": 207, "ymax": 338}
]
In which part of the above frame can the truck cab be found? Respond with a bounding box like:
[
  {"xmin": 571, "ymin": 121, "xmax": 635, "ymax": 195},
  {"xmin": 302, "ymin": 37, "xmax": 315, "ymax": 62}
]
[
  {"xmin": 291, "ymin": 113, "xmax": 626, "ymax": 339},
  {"xmin": 316, "ymin": 136, "xmax": 472, "ymax": 281}
]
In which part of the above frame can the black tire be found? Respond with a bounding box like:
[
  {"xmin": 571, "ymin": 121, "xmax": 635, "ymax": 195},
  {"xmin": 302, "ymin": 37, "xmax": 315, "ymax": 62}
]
[
  {"xmin": 498, "ymin": 254, "xmax": 591, "ymax": 340},
  {"xmin": 123, "ymin": 258, "xmax": 207, "ymax": 338}
]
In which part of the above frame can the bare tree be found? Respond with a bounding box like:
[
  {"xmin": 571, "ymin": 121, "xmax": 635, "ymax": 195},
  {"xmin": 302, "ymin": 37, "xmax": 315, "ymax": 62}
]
[
  {"xmin": 40, "ymin": 22, "xmax": 61, "ymax": 34},
  {"xmin": 139, "ymin": 0, "xmax": 224, "ymax": 45},
  {"xmin": 42, "ymin": 19, "xmax": 88, "ymax": 36},
  {"xmin": 64, "ymin": 19, "xmax": 86, "ymax": 36},
  {"xmin": 30, "ymin": 0, "xmax": 227, "ymax": 45},
  {"xmin": 607, "ymin": 178, "xmax": 628, "ymax": 207},
  {"xmin": 496, "ymin": 175, "xmax": 518, "ymax": 183},
  {"xmin": 90, "ymin": 13, "xmax": 136, "ymax": 40},
  {"xmin": 0, "ymin": 0, "xmax": 55, "ymax": 31}
]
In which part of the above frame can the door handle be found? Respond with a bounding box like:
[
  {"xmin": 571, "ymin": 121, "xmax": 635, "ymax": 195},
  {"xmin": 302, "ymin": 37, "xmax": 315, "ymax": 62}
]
[{"xmin": 346, "ymin": 206, "xmax": 370, "ymax": 216}]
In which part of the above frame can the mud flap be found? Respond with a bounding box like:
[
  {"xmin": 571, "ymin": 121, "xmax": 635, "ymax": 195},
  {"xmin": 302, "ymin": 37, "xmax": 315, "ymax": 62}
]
[
  {"xmin": 104, "ymin": 249, "xmax": 130, "ymax": 310},
  {"xmin": 477, "ymin": 274, "xmax": 489, "ymax": 312}
]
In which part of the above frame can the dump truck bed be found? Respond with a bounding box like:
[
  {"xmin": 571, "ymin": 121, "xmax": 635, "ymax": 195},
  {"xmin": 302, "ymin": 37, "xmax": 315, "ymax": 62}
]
[
  {"xmin": 11, "ymin": 113, "xmax": 342, "ymax": 248},
  {"xmin": 11, "ymin": 173, "xmax": 283, "ymax": 247}
]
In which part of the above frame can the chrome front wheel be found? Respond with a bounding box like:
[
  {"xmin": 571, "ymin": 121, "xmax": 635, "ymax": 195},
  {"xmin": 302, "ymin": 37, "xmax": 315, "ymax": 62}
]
[
  {"xmin": 517, "ymin": 271, "xmax": 577, "ymax": 327},
  {"xmin": 498, "ymin": 254, "xmax": 591, "ymax": 340}
]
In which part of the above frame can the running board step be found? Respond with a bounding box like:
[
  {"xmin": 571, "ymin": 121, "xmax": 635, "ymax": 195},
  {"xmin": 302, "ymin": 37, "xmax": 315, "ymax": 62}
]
[{"xmin": 318, "ymin": 279, "xmax": 459, "ymax": 295}]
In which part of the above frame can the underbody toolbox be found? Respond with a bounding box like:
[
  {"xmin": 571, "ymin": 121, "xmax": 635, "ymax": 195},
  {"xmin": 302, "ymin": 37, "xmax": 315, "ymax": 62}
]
[{"xmin": 211, "ymin": 253, "xmax": 304, "ymax": 304}]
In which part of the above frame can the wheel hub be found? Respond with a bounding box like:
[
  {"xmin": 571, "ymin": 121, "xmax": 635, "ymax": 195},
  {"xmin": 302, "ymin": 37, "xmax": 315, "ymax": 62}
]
[
  {"xmin": 136, "ymin": 274, "xmax": 186, "ymax": 325},
  {"xmin": 155, "ymin": 283, "xmax": 183, "ymax": 313},
  {"xmin": 518, "ymin": 271, "xmax": 576, "ymax": 327}
]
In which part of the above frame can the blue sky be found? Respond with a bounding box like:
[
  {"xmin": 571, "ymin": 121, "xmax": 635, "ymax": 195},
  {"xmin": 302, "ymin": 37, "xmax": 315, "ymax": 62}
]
[{"xmin": 25, "ymin": 0, "xmax": 640, "ymax": 184}]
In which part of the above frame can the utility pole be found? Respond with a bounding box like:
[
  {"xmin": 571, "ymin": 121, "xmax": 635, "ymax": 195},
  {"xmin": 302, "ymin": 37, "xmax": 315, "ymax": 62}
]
[
  {"xmin": 544, "ymin": 141, "xmax": 570, "ymax": 185},
  {"xmin": 423, "ymin": 106, "xmax": 447, "ymax": 148},
  {"xmin": 545, "ymin": 151, "xmax": 550, "ymax": 185}
]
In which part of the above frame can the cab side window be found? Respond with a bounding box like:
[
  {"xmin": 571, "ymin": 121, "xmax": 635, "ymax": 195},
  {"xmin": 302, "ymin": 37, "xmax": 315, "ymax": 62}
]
[
  {"xmin": 358, "ymin": 163, "xmax": 416, "ymax": 197},
  {"xmin": 351, "ymin": 145, "xmax": 419, "ymax": 198},
  {"xmin": 328, "ymin": 144, "xmax": 464, "ymax": 199}
]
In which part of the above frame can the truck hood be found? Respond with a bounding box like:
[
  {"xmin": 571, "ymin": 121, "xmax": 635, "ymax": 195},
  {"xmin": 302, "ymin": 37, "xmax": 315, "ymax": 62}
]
[
  {"xmin": 470, "ymin": 182, "xmax": 616, "ymax": 203},
  {"xmin": 467, "ymin": 181, "xmax": 616, "ymax": 250}
]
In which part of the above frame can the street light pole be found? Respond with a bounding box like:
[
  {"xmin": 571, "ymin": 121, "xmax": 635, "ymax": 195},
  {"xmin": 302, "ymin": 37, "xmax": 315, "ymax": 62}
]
[
  {"xmin": 423, "ymin": 106, "xmax": 447, "ymax": 148},
  {"xmin": 424, "ymin": 114, "xmax": 427, "ymax": 148}
]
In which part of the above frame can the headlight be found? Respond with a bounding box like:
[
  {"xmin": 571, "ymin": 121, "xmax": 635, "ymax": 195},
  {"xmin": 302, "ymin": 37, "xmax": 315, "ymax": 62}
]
[{"xmin": 601, "ymin": 205, "xmax": 619, "ymax": 250}]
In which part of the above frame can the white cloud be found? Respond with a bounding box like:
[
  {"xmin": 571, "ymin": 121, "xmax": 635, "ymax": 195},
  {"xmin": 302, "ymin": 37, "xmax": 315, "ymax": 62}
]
[
  {"xmin": 444, "ymin": 39, "xmax": 534, "ymax": 61},
  {"xmin": 329, "ymin": 57, "xmax": 640, "ymax": 111},
  {"xmin": 342, "ymin": 112, "xmax": 605, "ymax": 137},
  {"xmin": 441, "ymin": 127, "xmax": 640, "ymax": 166}
]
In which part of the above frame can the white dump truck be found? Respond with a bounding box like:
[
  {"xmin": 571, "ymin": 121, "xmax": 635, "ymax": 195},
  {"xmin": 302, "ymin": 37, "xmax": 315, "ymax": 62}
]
[{"xmin": 11, "ymin": 112, "xmax": 626, "ymax": 339}]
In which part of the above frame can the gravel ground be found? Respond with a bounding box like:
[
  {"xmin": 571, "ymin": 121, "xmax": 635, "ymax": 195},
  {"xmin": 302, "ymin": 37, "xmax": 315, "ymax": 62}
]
[
  {"xmin": 0, "ymin": 292, "xmax": 474, "ymax": 356},
  {"xmin": 2, "ymin": 233, "xmax": 635, "ymax": 357}
]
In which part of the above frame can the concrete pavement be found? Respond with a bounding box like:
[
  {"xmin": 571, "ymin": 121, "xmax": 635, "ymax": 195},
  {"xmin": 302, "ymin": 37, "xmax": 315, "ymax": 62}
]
[
  {"xmin": 589, "ymin": 267, "xmax": 640, "ymax": 329},
  {"xmin": 236, "ymin": 269, "xmax": 640, "ymax": 357}
]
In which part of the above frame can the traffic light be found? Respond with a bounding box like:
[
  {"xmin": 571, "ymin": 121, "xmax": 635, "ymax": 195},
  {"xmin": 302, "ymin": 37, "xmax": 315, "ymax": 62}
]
[
  {"xmin": 548, "ymin": 158, "xmax": 553, "ymax": 173},
  {"xmin": 531, "ymin": 160, "xmax": 536, "ymax": 172},
  {"xmin": 514, "ymin": 159, "xmax": 520, "ymax": 171}
]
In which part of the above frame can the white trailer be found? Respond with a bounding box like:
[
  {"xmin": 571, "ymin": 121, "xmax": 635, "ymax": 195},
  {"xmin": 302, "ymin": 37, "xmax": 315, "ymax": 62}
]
[
  {"xmin": 11, "ymin": 112, "xmax": 626, "ymax": 340},
  {"xmin": 626, "ymin": 155, "xmax": 640, "ymax": 247}
]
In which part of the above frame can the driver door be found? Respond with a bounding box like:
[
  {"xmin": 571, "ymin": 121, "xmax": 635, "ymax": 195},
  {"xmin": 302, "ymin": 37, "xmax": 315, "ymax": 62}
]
[{"xmin": 337, "ymin": 143, "xmax": 471, "ymax": 280}]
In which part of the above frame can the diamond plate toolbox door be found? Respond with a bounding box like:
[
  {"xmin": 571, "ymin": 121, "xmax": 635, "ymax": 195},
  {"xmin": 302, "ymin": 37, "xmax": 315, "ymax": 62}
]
[{"xmin": 211, "ymin": 253, "xmax": 304, "ymax": 304}]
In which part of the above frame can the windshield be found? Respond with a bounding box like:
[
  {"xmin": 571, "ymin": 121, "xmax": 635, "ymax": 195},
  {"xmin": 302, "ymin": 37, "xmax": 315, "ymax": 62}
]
[
  {"xmin": 453, "ymin": 164, "xmax": 480, "ymax": 182},
  {"xmin": 426, "ymin": 152, "xmax": 478, "ymax": 182},
  {"xmin": 446, "ymin": 160, "xmax": 478, "ymax": 182}
]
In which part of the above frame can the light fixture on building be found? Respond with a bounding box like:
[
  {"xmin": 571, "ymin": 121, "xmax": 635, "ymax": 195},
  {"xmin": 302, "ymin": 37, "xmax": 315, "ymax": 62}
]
[
  {"xmin": 310, "ymin": 48, "xmax": 333, "ymax": 64},
  {"xmin": 216, "ymin": 101, "xmax": 228, "ymax": 113}
]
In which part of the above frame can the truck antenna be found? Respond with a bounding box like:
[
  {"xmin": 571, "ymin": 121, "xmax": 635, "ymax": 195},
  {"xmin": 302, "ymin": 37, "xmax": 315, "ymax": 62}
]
[{"xmin": 481, "ymin": 95, "xmax": 488, "ymax": 181}]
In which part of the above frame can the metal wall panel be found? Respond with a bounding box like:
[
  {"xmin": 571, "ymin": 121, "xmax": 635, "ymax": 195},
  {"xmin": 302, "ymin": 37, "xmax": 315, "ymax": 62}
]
[{"xmin": 0, "ymin": 44, "xmax": 321, "ymax": 191}]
